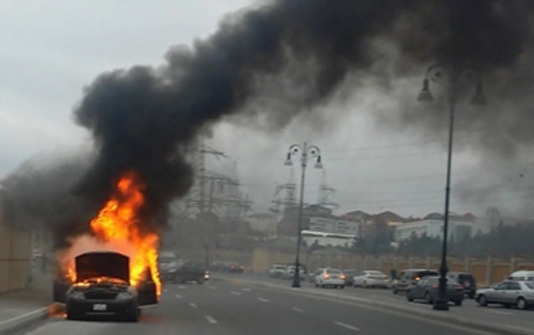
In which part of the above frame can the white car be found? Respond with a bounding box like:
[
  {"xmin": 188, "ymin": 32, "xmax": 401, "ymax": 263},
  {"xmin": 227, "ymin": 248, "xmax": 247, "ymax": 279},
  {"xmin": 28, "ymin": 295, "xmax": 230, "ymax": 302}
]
[
  {"xmin": 283, "ymin": 265, "xmax": 304, "ymax": 280},
  {"xmin": 476, "ymin": 280, "xmax": 534, "ymax": 309},
  {"xmin": 315, "ymin": 268, "xmax": 345, "ymax": 288},
  {"xmin": 353, "ymin": 270, "xmax": 390, "ymax": 288},
  {"xmin": 269, "ymin": 264, "xmax": 287, "ymax": 278}
]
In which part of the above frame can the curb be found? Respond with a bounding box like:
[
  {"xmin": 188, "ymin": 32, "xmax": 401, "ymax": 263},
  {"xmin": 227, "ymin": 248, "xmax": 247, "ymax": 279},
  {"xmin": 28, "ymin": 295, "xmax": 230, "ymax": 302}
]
[
  {"xmin": 0, "ymin": 304, "xmax": 57, "ymax": 335},
  {"xmin": 216, "ymin": 276, "xmax": 534, "ymax": 335}
]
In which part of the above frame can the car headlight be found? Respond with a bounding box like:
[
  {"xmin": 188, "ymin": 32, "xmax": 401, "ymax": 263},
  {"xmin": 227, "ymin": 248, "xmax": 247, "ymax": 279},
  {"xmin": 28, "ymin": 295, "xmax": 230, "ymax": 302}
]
[
  {"xmin": 69, "ymin": 291, "xmax": 84, "ymax": 299},
  {"xmin": 116, "ymin": 292, "xmax": 133, "ymax": 300}
]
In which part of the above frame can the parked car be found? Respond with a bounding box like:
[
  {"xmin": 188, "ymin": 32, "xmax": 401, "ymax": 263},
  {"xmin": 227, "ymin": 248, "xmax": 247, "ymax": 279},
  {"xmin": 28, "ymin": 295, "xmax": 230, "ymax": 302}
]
[
  {"xmin": 315, "ymin": 268, "xmax": 345, "ymax": 288},
  {"xmin": 342, "ymin": 269, "xmax": 358, "ymax": 286},
  {"xmin": 406, "ymin": 276, "xmax": 464, "ymax": 306},
  {"xmin": 353, "ymin": 270, "xmax": 390, "ymax": 288},
  {"xmin": 269, "ymin": 264, "xmax": 288, "ymax": 278},
  {"xmin": 392, "ymin": 269, "xmax": 439, "ymax": 294},
  {"xmin": 508, "ymin": 270, "xmax": 534, "ymax": 282},
  {"xmin": 447, "ymin": 272, "xmax": 477, "ymax": 299},
  {"xmin": 476, "ymin": 280, "xmax": 534, "ymax": 310},
  {"xmin": 282, "ymin": 265, "xmax": 305, "ymax": 280},
  {"xmin": 310, "ymin": 268, "xmax": 324, "ymax": 283}
]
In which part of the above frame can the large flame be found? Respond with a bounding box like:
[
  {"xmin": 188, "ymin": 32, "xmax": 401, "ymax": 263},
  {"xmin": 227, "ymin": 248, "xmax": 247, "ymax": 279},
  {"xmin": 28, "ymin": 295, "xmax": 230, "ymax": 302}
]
[{"xmin": 61, "ymin": 171, "xmax": 161, "ymax": 297}]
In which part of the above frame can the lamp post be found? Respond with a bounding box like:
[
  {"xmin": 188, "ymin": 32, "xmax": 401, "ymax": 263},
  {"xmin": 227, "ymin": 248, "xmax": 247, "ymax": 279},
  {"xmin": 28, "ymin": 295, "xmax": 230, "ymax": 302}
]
[
  {"xmin": 417, "ymin": 64, "xmax": 487, "ymax": 310},
  {"xmin": 285, "ymin": 142, "xmax": 323, "ymax": 288}
]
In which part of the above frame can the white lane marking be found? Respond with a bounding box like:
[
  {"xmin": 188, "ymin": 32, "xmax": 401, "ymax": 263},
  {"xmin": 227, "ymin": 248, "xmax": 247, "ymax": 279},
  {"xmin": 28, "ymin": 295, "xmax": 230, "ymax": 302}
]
[
  {"xmin": 164, "ymin": 288, "xmax": 168, "ymax": 293},
  {"xmin": 209, "ymin": 286, "xmax": 217, "ymax": 290},
  {"xmin": 206, "ymin": 315, "xmax": 218, "ymax": 324},
  {"xmin": 292, "ymin": 307, "xmax": 304, "ymax": 313},
  {"xmin": 231, "ymin": 291, "xmax": 242, "ymax": 296},
  {"xmin": 175, "ymin": 294, "xmax": 183, "ymax": 299},
  {"xmin": 178, "ymin": 285, "xmax": 187, "ymax": 289},
  {"xmin": 189, "ymin": 303, "xmax": 198, "ymax": 309},
  {"xmin": 257, "ymin": 297, "xmax": 270, "ymax": 303},
  {"xmin": 487, "ymin": 310, "xmax": 512, "ymax": 316},
  {"xmin": 334, "ymin": 321, "xmax": 360, "ymax": 332},
  {"xmin": 0, "ymin": 307, "xmax": 48, "ymax": 326},
  {"xmin": 242, "ymin": 288, "xmax": 251, "ymax": 291}
]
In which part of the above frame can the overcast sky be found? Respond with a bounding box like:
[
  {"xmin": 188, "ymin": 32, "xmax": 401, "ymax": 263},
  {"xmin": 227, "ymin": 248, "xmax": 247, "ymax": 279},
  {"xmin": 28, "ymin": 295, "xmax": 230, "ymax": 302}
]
[{"xmin": 1, "ymin": 0, "xmax": 524, "ymax": 219}]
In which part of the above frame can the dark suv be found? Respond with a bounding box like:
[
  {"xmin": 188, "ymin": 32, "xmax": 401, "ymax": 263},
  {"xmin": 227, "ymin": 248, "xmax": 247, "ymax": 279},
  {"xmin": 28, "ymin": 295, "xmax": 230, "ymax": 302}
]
[
  {"xmin": 392, "ymin": 269, "xmax": 439, "ymax": 294},
  {"xmin": 173, "ymin": 261, "xmax": 207, "ymax": 284},
  {"xmin": 447, "ymin": 272, "xmax": 477, "ymax": 299}
]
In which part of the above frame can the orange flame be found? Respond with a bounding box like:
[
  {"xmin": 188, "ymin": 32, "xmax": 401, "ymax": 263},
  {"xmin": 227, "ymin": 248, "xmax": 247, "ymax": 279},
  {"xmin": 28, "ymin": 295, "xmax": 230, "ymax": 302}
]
[{"xmin": 89, "ymin": 171, "xmax": 161, "ymax": 296}]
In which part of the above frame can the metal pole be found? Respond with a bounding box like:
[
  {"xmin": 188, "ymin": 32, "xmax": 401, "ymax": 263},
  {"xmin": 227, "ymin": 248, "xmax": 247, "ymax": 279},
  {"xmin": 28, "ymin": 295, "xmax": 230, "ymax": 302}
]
[
  {"xmin": 434, "ymin": 82, "xmax": 456, "ymax": 311},
  {"xmin": 292, "ymin": 142, "xmax": 307, "ymax": 288}
]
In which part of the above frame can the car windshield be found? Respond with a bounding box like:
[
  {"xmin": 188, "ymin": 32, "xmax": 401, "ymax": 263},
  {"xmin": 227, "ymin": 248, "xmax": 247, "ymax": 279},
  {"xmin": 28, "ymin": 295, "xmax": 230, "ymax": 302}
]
[
  {"xmin": 368, "ymin": 271, "xmax": 385, "ymax": 276},
  {"xmin": 525, "ymin": 282, "xmax": 534, "ymax": 290},
  {"xmin": 327, "ymin": 269, "xmax": 341, "ymax": 274}
]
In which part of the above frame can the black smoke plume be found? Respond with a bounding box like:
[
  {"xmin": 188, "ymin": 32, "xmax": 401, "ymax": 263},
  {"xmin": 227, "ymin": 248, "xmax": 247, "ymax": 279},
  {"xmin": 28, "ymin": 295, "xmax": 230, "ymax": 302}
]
[{"xmin": 3, "ymin": 0, "xmax": 534, "ymax": 247}]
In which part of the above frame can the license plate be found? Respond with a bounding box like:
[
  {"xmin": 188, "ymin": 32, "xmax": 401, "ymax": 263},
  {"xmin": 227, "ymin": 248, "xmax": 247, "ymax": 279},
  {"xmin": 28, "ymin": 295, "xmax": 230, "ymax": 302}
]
[
  {"xmin": 93, "ymin": 304, "xmax": 107, "ymax": 311},
  {"xmin": 332, "ymin": 276, "xmax": 338, "ymax": 279}
]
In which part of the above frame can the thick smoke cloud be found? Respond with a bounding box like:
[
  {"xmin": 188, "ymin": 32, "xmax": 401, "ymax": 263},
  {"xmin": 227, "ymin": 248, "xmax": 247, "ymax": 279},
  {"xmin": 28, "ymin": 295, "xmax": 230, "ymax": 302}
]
[{"xmin": 4, "ymin": 0, "xmax": 534, "ymax": 247}]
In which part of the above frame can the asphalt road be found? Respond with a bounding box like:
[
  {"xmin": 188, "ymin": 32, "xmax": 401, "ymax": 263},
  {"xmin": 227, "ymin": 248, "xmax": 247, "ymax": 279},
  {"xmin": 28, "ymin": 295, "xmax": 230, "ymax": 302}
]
[
  {"xmin": 19, "ymin": 278, "xmax": 495, "ymax": 335},
  {"xmin": 230, "ymin": 273, "xmax": 534, "ymax": 334}
]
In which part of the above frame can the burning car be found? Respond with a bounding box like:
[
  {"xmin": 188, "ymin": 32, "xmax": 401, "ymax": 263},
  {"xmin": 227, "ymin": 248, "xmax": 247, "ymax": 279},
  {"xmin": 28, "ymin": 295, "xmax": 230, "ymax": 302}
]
[{"xmin": 53, "ymin": 251, "xmax": 158, "ymax": 321}]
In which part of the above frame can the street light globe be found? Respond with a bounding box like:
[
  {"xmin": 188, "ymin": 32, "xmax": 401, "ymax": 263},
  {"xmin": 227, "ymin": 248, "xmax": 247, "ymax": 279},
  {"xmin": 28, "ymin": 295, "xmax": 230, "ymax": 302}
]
[{"xmin": 417, "ymin": 78, "xmax": 434, "ymax": 103}]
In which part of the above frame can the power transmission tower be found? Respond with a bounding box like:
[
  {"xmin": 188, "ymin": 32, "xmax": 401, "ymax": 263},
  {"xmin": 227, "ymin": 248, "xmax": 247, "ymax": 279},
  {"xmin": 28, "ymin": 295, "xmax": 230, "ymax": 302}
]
[
  {"xmin": 270, "ymin": 166, "xmax": 298, "ymax": 216},
  {"xmin": 317, "ymin": 169, "xmax": 339, "ymax": 210}
]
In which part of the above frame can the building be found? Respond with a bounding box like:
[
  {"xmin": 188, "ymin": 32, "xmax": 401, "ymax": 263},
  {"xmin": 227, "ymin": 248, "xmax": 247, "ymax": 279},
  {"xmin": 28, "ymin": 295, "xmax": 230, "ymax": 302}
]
[
  {"xmin": 395, "ymin": 212, "xmax": 487, "ymax": 242},
  {"xmin": 308, "ymin": 216, "xmax": 361, "ymax": 236},
  {"xmin": 340, "ymin": 209, "xmax": 406, "ymax": 239},
  {"xmin": 277, "ymin": 204, "xmax": 334, "ymax": 236},
  {"xmin": 247, "ymin": 213, "xmax": 277, "ymax": 237}
]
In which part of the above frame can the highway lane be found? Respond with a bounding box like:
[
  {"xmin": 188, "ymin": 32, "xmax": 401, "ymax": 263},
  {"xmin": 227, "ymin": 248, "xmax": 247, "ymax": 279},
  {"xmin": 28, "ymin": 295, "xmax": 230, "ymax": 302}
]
[
  {"xmin": 19, "ymin": 279, "xmax": 496, "ymax": 335},
  {"xmin": 224, "ymin": 273, "xmax": 534, "ymax": 333}
]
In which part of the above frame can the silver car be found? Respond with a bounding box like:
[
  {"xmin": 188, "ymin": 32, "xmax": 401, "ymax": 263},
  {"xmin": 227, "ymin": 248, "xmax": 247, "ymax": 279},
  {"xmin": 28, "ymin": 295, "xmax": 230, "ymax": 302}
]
[{"xmin": 476, "ymin": 280, "xmax": 534, "ymax": 310}]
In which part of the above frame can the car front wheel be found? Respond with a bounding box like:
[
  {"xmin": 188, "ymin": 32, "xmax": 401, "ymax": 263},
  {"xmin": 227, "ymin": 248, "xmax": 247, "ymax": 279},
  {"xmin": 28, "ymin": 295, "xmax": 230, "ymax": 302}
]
[
  {"xmin": 477, "ymin": 295, "xmax": 488, "ymax": 307},
  {"xmin": 406, "ymin": 290, "xmax": 414, "ymax": 302},
  {"xmin": 454, "ymin": 300, "xmax": 463, "ymax": 306}
]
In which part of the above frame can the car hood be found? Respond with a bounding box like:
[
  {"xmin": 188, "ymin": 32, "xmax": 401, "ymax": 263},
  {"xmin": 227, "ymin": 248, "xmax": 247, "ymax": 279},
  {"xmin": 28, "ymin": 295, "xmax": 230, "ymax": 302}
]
[
  {"xmin": 75, "ymin": 252, "xmax": 130, "ymax": 284},
  {"xmin": 476, "ymin": 287, "xmax": 494, "ymax": 294}
]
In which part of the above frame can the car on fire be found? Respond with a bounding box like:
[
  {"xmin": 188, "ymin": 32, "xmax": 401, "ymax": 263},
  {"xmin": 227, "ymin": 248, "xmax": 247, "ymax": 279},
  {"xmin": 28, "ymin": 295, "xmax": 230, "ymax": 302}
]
[{"xmin": 53, "ymin": 251, "xmax": 158, "ymax": 321}]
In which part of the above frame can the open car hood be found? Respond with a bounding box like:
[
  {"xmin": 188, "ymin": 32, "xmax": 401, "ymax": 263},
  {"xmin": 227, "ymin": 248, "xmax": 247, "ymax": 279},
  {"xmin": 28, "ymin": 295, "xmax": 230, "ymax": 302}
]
[{"xmin": 75, "ymin": 252, "xmax": 130, "ymax": 284}]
